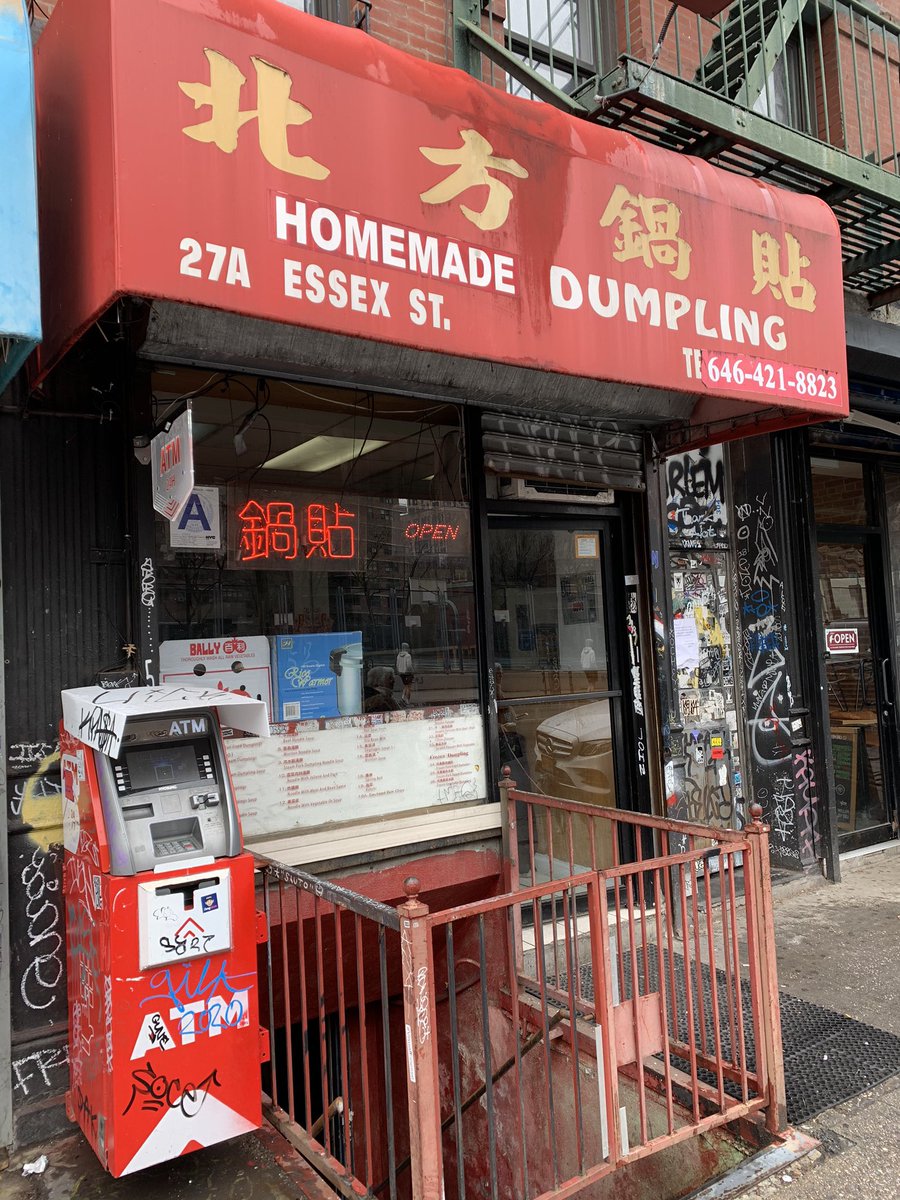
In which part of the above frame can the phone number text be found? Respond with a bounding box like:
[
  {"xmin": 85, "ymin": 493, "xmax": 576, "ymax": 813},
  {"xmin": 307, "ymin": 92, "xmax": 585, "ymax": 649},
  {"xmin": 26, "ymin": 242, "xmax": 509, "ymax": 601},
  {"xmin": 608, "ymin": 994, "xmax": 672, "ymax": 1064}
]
[{"xmin": 701, "ymin": 351, "xmax": 839, "ymax": 402}]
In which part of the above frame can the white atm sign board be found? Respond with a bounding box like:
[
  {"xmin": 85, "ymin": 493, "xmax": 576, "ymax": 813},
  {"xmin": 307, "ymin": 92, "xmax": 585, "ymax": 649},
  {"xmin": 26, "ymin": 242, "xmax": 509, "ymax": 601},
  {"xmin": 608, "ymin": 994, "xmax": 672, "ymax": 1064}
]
[
  {"xmin": 825, "ymin": 628, "xmax": 859, "ymax": 655},
  {"xmin": 152, "ymin": 409, "xmax": 194, "ymax": 520}
]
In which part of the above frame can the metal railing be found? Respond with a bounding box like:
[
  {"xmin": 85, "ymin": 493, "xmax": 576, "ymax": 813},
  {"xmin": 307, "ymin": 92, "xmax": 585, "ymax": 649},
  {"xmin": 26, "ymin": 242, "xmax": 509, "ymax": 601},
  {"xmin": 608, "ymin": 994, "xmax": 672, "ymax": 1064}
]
[
  {"xmin": 255, "ymin": 777, "xmax": 786, "ymax": 1200},
  {"xmin": 475, "ymin": 0, "xmax": 900, "ymax": 176},
  {"xmin": 255, "ymin": 855, "xmax": 408, "ymax": 1198}
]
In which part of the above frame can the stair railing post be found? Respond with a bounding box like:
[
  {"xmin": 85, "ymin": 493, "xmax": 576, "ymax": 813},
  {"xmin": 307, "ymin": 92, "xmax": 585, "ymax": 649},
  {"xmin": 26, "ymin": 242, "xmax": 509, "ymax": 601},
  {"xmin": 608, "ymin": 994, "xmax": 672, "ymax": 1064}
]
[
  {"xmin": 743, "ymin": 802, "xmax": 787, "ymax": 1133},
  {"xmin": 398, "ymin": 877, "xmax": 444, "ymax": 1200}
]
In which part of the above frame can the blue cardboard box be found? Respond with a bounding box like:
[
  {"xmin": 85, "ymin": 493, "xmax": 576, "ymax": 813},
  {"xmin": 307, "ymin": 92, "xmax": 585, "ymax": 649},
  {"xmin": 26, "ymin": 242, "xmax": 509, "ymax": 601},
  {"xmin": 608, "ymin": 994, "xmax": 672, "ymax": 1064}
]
[{"xmin": 270, "ymin": 632, "xmax": 363, "ymax": 721}]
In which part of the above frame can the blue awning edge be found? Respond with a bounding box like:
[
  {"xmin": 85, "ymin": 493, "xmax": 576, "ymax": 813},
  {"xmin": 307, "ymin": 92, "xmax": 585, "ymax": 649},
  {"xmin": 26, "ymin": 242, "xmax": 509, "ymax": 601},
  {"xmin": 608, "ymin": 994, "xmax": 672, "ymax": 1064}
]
[{"xmin": 0, "ymin": 0, "xmax": 41, "ymax": 392}]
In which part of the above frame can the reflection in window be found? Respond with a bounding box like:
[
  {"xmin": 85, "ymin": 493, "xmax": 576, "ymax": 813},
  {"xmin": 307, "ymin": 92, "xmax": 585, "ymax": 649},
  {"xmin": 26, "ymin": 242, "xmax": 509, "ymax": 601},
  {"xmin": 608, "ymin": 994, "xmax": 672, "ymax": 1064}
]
[
  {"xmin": 155, "ymin": 374, "xmax": 476, "ymax": 714},
  {"xmin": 490, "ymin": 529, "xmax": 608, "ymax": 699},
  {"xmin": 811, "ymin": 458, "xmax": 869, "ymax": 526}
]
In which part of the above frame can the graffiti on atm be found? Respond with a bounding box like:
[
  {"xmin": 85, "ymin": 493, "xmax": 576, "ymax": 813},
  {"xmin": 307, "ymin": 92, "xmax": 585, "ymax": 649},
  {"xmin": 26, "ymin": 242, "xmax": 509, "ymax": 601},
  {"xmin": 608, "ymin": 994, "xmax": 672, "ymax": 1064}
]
[
  {"xmin": 123, "ymin": 1060, "xmax": 222, "ymax": 1118},
  {"xmin": 131, "ymin": 997, "xmax": 248, "ymax": 1057},
  {"xmin": 142, "ymin": 958, "xmax": 253, "ymax": 1009},
  {"xmin": 158, "ymin": 926, "xmax": 216, "ymax": 959},
  {"xmin": 75, "ymin": 1083, "xmax": 100, "ymax": 1137},
  {"xmin": 141, "ymin": 959, "xmax": 253, "ymax": 1043},
  {"xmin": 77, "ymin": 702, "xmax": 120, "ymax": 755},
  {"xmin": 131, "ymin": 1011, "xmax": 177, "ymax": 1059},
  {"xmin": 175, "ymin": 990, "xmax": 251, "ymax": 1042}
]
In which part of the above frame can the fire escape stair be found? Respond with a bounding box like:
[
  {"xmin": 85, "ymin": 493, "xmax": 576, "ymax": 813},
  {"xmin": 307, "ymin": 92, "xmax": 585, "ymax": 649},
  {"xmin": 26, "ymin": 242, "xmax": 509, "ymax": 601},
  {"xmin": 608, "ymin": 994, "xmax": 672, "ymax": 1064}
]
[{"xmin": 456, "ymin": 2, "xmax": 900, "ymax": 307}]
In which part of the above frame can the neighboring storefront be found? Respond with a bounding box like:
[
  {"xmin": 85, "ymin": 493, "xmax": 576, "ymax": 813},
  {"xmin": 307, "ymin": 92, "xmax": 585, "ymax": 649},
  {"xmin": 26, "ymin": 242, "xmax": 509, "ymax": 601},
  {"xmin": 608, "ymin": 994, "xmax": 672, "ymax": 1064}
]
[
  {"xmin": 654, "ymin": 389, "xmax": 900, "ymax": 884},
  {"xmin": 6, "ymin": 0, "xmax": 848, "ymax": 1142},
  {"xmin": 803, "ymin": 381, "xmax": 900, "ymax": 858}
]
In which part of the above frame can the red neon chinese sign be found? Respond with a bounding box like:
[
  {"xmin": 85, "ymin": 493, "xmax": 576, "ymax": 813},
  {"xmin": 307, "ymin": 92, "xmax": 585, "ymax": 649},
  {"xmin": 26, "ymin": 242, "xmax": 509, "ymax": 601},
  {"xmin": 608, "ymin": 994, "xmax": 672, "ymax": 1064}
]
[
  {"xmin": 236, "ymin": 499, "xmax": 356, "ymax": 562},
  {"xmin": 238, "ymin": 500, "xmax": 298, "ymax": 561},
  {"xmin": 306, "ymin": 502, "xmax": 355, "ymax": 559}
]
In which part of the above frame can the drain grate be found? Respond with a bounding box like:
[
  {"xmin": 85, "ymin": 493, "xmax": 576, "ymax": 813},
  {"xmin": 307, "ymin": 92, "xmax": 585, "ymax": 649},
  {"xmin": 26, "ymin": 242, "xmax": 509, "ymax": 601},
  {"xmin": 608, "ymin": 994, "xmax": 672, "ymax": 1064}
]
[{"xmin": 543, "ymin": 952, "xmax": 900, "ymax": 1125}]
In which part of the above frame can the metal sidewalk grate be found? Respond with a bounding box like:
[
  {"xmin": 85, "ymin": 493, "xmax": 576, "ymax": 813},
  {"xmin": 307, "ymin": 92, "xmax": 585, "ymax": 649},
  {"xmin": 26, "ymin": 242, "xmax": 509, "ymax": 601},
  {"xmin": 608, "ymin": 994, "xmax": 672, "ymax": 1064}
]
[
  {"xmin": 778, "ymin": 992, "xmax": 900, "ymax": 1124},
  {"xmin": 547, "ymin": 951, "xmax": 900, "ymax": 1125}
]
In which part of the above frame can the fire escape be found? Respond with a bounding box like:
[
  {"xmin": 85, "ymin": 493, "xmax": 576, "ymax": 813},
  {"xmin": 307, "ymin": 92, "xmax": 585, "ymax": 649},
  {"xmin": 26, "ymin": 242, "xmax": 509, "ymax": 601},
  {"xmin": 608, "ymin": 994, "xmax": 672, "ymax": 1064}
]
[{"xmin": 453, "ymin": 0, "xmax": 900, "ymax": 307}]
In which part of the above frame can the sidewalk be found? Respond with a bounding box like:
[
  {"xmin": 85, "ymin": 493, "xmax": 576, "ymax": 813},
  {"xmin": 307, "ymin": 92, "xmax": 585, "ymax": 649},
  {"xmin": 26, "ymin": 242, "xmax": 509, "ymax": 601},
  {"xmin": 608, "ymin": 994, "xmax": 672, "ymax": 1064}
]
[
  {"xmin": 1, "ymin": 1123, "xmax": 336, "ymax": 1200},
  {"xmin": 739, "ymin": 843, "xmax": 900, "ymax": 1200}
]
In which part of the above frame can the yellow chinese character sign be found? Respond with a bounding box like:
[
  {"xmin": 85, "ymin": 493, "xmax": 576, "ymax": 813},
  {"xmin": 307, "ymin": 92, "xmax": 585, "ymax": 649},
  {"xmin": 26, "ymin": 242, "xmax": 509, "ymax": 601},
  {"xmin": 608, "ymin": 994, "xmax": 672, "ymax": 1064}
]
[
  {"xmin": 419, "ymin": 129, "xmax": 528, "ymax": 232},
  {"xmin": 179, "ymin": 49, "xmax": 330, "ymax": 179},
  {"xmin": 751, "ymin": 231, "xmax": 816, "ymax": 311},
  {"xmin": 599, "ymin": 184, "xmax": 692, "ymax": 281}
]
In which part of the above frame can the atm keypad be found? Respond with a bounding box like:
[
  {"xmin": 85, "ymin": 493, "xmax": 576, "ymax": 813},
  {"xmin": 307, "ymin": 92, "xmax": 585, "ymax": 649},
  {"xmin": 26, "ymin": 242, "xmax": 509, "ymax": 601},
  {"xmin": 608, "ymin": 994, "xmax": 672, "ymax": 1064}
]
[{"xmin": 154, "ymin": 837, "xmax": 201, "ymax": 856}]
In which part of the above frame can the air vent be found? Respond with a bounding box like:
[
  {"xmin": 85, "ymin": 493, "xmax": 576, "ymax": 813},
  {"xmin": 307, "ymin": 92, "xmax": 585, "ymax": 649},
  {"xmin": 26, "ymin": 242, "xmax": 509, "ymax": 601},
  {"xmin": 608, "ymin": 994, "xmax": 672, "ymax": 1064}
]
[{"xmin": 497, "ymin": 477, "xmax": 615, "ymax": 504}]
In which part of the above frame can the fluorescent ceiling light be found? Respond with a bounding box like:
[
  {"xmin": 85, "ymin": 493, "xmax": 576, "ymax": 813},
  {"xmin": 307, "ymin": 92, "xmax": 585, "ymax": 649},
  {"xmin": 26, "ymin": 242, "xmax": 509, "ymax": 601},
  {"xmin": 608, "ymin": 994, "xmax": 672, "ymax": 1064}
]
[{"xmin": 263, "ymin": 435, "xmax": 388, "ymax": 473}]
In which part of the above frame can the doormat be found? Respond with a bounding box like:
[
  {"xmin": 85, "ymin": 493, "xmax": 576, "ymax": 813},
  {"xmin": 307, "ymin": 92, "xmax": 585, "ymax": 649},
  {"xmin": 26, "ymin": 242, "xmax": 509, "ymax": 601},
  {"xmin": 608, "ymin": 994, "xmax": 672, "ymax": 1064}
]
[
  {"xmin": 544, "ymin": 952, "xmax": 900, "ymax": 1125},
  {"xmin": 778, "ymin": 992, "xmax": 900, "ymax": 1124}
]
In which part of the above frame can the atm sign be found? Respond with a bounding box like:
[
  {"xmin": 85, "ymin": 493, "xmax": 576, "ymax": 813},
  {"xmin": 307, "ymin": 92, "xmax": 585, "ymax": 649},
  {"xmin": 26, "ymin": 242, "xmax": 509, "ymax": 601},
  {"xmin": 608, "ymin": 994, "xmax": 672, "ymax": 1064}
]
[{"xmin": 825, "ymin": 628, "xmax": 859, "ymax": 655}]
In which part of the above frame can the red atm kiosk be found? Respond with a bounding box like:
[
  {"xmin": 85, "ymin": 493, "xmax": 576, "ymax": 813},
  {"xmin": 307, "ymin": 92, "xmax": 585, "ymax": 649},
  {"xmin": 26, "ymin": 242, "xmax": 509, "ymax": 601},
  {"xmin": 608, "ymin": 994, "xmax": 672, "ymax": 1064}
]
[{"xmin": 59, "ymin": 686, "xmax": 270, "ymax": 1176}]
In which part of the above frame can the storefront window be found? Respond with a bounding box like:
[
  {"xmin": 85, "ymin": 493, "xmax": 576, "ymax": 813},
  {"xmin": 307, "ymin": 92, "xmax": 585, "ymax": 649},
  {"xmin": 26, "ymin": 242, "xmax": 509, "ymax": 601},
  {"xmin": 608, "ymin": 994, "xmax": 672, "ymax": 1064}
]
[
  {"xmin": 153, "ymin": 372, "xmax": 485, "ymax": 839},
  {"xmin": 810, "ymin": 458, "xmax": 869, "ymax": 525}
]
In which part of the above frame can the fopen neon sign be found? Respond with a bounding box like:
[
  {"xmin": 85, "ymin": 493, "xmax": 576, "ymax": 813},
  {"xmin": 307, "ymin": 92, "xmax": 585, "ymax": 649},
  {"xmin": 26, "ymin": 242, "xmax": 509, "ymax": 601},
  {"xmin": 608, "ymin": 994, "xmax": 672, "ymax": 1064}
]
[
  {"xmin": 403, "ymin": 521, "xmax": 461, "ymax": 541},
  {"xmin": 237, "ymin": 500, "xmax": 356, "ymax": 561}
]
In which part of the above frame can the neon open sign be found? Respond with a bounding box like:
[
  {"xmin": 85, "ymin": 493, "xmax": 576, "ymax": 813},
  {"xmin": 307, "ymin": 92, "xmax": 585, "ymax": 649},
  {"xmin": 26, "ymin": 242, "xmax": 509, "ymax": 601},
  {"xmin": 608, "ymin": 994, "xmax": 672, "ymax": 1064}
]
[
  {"xmin": 403, "ymin": 521, "xmax": 462, "ymax": 541},
  {"xmin": 237, "ymin": 500, "xmax": 356, "ymax": 561}
]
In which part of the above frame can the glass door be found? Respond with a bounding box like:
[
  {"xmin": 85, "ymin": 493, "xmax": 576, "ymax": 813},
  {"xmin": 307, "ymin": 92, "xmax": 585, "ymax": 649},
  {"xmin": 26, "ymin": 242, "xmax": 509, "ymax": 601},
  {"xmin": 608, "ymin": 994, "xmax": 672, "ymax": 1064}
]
[
  {"xmin": 488, "ymin": 520, "xmax": 628, "ymax": 873},
  {"xmin": 812, "ymin": 457, "xmax": 900, "ymax": 849}
]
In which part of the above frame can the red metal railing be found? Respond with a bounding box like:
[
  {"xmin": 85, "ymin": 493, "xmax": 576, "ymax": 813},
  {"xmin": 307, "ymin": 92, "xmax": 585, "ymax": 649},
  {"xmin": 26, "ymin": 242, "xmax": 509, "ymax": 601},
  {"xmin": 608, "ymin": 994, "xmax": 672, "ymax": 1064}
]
[
  {"xmin": 255, "ymin": 856, "xmax": 410, "ymax": 1198},
  {"xmin": 255, "ymin": 779, "xmax": 786, "ymax": 1200}
]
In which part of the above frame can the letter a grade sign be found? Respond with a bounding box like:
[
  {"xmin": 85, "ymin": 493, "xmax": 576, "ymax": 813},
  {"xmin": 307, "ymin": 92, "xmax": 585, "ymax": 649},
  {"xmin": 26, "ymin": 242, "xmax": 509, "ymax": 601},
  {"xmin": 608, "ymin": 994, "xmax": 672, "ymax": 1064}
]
[
  {"xmin": 170, "ymin": 486, "xmax": 221, "ymax": 550},
  {"xmin": 152, "ymin": 409, "xmax": 194, "ymax": 521}
]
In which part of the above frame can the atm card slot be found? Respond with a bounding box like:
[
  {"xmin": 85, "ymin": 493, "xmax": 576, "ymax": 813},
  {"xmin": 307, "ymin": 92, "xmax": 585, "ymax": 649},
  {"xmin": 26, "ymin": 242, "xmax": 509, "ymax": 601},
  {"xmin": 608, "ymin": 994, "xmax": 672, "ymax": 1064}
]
[{"xmin": 123, "ymin": 803, "xmax": 154, "ymax": 821}]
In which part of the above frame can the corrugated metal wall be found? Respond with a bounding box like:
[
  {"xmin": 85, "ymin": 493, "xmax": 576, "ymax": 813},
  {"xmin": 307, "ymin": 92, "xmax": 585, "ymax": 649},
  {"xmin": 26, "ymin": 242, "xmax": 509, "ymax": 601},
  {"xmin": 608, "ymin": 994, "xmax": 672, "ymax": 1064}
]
[{"xmin": 2, "ymin": 412, "xmax": 128, "ymax": 1145}]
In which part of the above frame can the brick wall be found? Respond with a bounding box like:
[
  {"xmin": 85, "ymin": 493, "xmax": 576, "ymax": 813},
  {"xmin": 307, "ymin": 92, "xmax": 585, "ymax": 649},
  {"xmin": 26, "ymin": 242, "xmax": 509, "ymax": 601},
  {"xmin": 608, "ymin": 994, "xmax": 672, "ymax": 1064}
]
[{"xmin": 369, "ymin": 0, "xmax": 451, "ymax": 65}]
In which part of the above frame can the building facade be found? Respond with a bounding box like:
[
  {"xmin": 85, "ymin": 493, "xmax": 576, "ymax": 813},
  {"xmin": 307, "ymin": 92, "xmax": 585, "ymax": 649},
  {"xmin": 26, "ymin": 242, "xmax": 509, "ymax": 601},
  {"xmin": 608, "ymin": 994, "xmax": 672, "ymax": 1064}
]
[{"xmin": 3, "ymin": 0, "xmax": 899, "ymax": 1156}]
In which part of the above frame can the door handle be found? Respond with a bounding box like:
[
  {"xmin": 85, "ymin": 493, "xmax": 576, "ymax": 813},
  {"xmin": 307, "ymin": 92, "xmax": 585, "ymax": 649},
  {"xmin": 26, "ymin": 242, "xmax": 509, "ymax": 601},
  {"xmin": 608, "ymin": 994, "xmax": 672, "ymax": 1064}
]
[{"xmin": 881, "ymin": 658, "xmax": 894, "ymax": 707}]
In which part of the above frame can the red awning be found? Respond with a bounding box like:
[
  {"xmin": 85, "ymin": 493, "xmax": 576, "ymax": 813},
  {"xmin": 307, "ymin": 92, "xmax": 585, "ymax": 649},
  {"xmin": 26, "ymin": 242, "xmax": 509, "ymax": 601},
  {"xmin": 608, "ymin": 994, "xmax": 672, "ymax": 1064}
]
[{"xmin": 34, "ymin": 0, "xmax": 848, "ymax": 435}]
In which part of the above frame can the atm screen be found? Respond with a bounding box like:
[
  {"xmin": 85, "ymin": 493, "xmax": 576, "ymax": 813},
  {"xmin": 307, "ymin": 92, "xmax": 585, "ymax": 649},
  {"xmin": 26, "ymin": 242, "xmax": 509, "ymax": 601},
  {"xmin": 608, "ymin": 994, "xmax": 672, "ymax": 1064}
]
[{"xmin": 125, "ymin": 742, "xmax": 207, "ymax": 791}]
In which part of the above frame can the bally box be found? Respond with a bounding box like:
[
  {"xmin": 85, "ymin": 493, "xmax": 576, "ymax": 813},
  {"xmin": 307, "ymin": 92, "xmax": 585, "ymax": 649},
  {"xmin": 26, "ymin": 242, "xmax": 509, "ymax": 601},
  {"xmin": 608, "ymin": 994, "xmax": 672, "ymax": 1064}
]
[
  {"xmin": 159, "ymin": 636, "xmax": 274, "ymax": 721},
  {"xmin": 270, "ymin": 633, "xmax": 363, "ymax": 722}
]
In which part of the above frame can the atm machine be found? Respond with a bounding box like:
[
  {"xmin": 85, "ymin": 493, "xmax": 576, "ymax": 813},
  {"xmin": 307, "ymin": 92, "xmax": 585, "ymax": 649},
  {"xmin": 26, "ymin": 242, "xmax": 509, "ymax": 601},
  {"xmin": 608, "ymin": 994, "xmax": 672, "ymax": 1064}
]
[{"xmin": 59, "ymin": 686, "xmax": 270, "ymax": 1177}]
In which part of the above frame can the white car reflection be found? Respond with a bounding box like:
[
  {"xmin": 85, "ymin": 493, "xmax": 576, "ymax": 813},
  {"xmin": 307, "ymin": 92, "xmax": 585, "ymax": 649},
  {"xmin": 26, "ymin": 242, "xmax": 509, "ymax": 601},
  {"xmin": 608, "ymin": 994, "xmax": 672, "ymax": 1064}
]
[{"xmin": 535, "ymin": 701, "xmax": 614, "ymax": 803}]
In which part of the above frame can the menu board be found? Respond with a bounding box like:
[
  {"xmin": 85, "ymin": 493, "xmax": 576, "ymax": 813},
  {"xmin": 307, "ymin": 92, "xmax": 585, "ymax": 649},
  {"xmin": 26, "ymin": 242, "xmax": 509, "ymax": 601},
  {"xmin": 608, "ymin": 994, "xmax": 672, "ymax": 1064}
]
[
  {"xmin": 225, "ymin": 706, "xmax": 486, "ymax": 837},
  {"xmin": 831, "ymin": 730, "xmax": 858, "ymax": 831}
]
